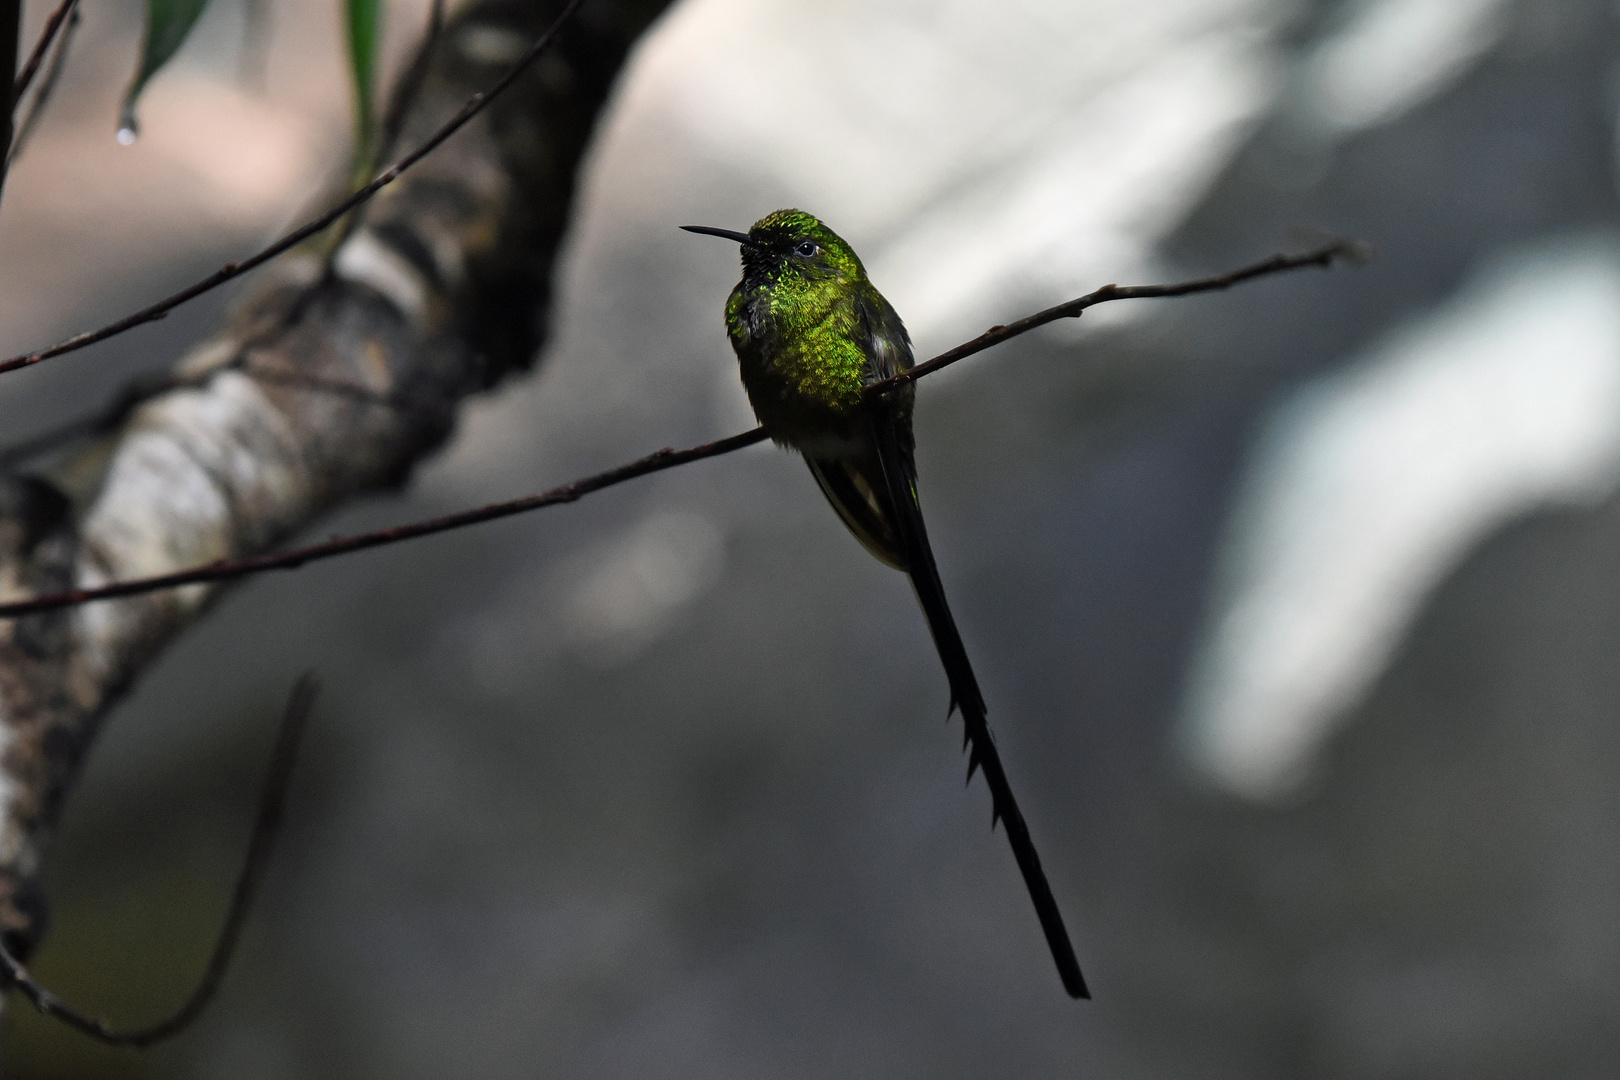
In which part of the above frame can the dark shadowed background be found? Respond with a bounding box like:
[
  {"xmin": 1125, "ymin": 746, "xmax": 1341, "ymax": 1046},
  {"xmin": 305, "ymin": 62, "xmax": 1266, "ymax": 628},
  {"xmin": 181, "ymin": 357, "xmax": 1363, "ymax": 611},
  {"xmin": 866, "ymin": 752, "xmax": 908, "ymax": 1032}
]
[{"xmin": 3, "ymin": 0, "xmax": 1618, "ymax": 1075}]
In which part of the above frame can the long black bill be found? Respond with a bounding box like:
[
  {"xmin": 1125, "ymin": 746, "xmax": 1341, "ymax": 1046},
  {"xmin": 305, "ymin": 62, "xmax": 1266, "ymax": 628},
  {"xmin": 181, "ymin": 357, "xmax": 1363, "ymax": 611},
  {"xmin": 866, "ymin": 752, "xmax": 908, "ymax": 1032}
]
[{"xmin": 680, "ymin": 225, "xmax": 752, "ymax": 244}]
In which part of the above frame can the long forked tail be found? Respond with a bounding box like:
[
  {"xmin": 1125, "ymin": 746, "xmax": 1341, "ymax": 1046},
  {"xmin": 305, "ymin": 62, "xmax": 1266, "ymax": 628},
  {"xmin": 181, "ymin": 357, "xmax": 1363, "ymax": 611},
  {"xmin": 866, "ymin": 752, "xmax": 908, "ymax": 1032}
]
[{"xmin": 866, "ymin": 407, "xmax": 1089, "ymax": 1000}]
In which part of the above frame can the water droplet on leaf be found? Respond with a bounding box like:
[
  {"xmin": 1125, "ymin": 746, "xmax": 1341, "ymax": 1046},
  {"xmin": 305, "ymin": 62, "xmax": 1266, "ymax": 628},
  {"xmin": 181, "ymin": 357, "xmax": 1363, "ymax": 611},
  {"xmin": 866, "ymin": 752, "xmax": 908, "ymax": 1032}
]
[{"xmin": 116, "ymin": 101, "xmax": 139, "ymax": 145}]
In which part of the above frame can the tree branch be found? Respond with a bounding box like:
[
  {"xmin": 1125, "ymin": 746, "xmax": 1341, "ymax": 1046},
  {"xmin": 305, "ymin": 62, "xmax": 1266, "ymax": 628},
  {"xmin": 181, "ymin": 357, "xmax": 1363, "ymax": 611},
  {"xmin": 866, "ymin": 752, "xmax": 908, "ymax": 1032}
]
[
  {"xmin": 0, "ymin": 0, "xmax": 1359, "ymax": 1023},
  {"xmin": 0, "ymin": 240, "xmax": 1359, "ymax": 619},
  {"xmin": 10, "ymin": 0, "xmax": 73, "ymax": 104},
  {"xmin": 0, "ymin": 429, "xmax": 769, "ymax": 616},
  {"xmin": 0, "ymin": 0, "xmax": 676, "ymax": 972},
  {"xmin": 0, "ymin": 0, "xmax": 20, "ymax": 206},
  {"xmin": 0, "ymin": 0, "xmax": 585, "ymax": 378},
  {"xmin": 8, "ymin": 0, "xmax": 78, "ymax": 168},
  {"xmin": 868, "ymin": 239, "xmax": 1365, "ymax": 393}
]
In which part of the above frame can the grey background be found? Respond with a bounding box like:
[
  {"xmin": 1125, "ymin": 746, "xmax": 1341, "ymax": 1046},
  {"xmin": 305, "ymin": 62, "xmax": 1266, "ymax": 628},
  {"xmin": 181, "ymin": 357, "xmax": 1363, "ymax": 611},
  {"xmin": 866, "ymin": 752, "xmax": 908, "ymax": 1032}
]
[{"xmin": 3, "ymin": 0, "xmax": 1619, "ymax": 1076}]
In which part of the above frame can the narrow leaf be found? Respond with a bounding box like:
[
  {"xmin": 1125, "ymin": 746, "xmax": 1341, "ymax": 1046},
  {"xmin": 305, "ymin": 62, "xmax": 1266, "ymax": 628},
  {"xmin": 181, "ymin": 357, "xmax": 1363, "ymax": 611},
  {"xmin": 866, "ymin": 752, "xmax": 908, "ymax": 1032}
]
[
  {"xmin": 344, "ymin": 0, "xmax": 380, "ymax": 174},
  {"xmin": 119, "ymin": 0, "xmax": 212, "ymax": 141}
]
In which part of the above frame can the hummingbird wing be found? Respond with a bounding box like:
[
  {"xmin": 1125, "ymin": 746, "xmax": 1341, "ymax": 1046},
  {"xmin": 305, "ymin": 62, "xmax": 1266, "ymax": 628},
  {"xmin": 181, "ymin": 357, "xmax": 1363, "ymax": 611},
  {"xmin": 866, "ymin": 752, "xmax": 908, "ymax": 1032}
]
[
  {"xmin": 805, "ymin": 456, "xmax": 905, "ymax": 569},
  {"xmin": 863, "ymin": 402, "xmax": 1090, "ymax": 1000},
  {"xmin": 801, "ymin": 288, "xmax": 916, "ymax": 570}
]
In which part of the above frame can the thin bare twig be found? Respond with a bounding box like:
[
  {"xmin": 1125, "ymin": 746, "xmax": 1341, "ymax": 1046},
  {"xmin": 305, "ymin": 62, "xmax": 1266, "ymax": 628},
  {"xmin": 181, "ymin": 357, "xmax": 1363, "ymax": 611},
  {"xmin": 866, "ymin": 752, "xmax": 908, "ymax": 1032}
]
[
  {"xmin": 0, "ymin": 242, "xmax": 1359, "ymax": 620},
  {"xmin": 867, "ymin": 239, "xmax": 1363, "ymax": 395},
  {"xmin": 0, "ymin": 429, "xmax": 770, "ymax": 617},
  {"xmin": 8, "ymin": 0, "xmax": 78, "ymax": 167},
  {"xmin": 11, "ymin": 0, "xmax": 74, "ymax": 103},
  {"xmin": 0, "ymin": 0, "xmax": 20, "ymax": 206},
  {"xmin": 0, "ymin": 675, "xmax": 318, "ymax": 1046},
  {"xmin": 0, "ymin": 0, "xmax": 585, "ymax": 378}
]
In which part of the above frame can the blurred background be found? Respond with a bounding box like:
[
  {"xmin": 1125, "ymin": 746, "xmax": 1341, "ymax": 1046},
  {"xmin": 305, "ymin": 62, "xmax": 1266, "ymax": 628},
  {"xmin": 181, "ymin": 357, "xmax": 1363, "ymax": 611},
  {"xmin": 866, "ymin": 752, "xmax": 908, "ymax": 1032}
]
[{"xmin": 3, "ymin": 0, "xmax": 1619, "ymax": 1075}]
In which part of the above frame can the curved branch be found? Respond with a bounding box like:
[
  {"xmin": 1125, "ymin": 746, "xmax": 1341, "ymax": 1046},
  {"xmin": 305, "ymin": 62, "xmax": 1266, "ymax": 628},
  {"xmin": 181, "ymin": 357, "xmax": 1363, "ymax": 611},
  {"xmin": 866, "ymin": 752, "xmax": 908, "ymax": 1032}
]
[{"xmin": 0, "ymin": 676, "xmax": 317, "ymax": 1046}]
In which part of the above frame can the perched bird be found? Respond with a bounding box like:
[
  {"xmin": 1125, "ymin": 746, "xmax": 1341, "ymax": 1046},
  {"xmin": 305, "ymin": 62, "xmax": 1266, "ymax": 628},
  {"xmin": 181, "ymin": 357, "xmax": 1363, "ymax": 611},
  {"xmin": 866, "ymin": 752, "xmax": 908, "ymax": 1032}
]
[{"xmin": 682, "ymin": 209, "xmax": 1087, "ymax": 999}]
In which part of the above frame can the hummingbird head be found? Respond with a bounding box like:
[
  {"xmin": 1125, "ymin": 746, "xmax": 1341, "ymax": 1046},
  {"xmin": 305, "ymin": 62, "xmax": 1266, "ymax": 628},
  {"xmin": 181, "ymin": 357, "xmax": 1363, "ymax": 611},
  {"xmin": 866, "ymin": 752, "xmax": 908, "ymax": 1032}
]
[{"xmin": 682, "ymin": 209, "xmax": 866, "ymax": 292}]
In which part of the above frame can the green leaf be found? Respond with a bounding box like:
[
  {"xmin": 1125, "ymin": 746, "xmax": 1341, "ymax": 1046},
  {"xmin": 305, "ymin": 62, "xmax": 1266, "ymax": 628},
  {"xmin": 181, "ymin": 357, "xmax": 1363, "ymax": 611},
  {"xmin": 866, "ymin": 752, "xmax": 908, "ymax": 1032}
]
[
  {"xmin": 345, "ymin": 0, "xmax": 381, "ymax": 175},
  {"xmin": 119, "ymin": 0, "xmax": 213, "ymax": 141}
]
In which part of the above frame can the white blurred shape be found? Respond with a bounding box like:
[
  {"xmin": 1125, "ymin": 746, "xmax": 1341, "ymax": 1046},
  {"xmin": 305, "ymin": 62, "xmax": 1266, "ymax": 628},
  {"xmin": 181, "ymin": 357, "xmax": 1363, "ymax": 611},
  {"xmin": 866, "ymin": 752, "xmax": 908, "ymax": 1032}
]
[
  {"xmin": 1300, "ymin": 0, "xmax": 1511, "ymax": 133},
  {"xmin": 1181, "ymin": 235, "xmax": 1620, "ymax": 800},
  {"xmin": 879, "ymin": 30, "xmax": 1276, "ymax": 338},
  {"xmin": 627, "ymin": 0, "xmax": 1284, "ymax": 344},
  {"xmin": 566, "ymin": 511, "xmax": 726, "ymax": 667}
]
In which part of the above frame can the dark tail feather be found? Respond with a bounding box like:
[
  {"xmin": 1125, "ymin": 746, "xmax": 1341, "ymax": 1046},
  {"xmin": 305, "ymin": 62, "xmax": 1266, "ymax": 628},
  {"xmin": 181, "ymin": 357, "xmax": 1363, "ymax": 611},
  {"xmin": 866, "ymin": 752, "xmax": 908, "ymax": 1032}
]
[{"xmin": 867, "ymin": 407, "xmax": 1089, "ymax": 1000}]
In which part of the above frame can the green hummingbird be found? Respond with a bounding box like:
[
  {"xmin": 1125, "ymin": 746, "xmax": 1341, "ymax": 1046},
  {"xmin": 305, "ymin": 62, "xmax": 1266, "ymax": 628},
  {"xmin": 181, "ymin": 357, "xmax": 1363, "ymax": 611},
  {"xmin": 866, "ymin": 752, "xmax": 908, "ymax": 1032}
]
[{"xmin": 682, "ymin": 209, "xmax": 1087, "ymax": 999}]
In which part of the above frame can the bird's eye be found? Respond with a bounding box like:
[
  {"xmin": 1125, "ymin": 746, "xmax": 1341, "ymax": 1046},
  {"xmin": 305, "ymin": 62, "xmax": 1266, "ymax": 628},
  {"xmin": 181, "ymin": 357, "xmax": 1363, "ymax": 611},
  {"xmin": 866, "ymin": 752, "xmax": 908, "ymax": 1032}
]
[{"xmin": 795, "ymin": 241, "xmax": 818, "ymax": 258}]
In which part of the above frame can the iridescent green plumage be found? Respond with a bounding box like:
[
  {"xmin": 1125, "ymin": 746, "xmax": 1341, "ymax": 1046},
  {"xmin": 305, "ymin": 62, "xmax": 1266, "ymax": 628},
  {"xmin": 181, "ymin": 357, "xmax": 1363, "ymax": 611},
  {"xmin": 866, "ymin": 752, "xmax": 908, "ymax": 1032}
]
[
  {"xmin": 721, "ymin": 209, "xmax": 912, "ymax": 454},
  {"xmin": 683, "ymin": 209, "xmax": 1087, "ymax": 999}
]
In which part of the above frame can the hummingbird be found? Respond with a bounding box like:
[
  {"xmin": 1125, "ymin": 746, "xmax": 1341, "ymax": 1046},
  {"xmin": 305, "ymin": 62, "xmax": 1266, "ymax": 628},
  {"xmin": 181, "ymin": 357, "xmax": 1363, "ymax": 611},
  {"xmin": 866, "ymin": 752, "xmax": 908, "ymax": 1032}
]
[{"xmin": 682, "ymin": 209, "xmax": 1087, "ymax": 999}]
